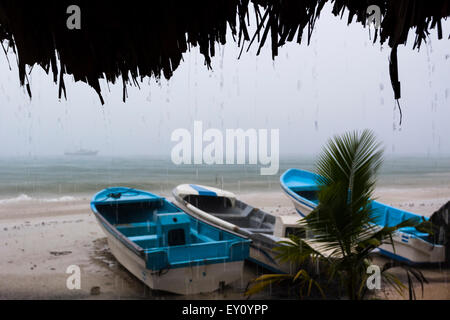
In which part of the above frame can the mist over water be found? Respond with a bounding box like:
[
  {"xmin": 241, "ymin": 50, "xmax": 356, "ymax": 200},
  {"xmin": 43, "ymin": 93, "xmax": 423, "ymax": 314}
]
[
  {"xmin": 0, "ymin": 155, "xmax": 449, "ymax": 201},
  {"xmin": 0, "ymin": 9, "xmax": 449, "ymax": 159}
]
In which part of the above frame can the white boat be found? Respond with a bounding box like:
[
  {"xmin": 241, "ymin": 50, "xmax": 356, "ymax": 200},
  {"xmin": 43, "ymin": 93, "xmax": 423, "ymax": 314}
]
[
  {"xmin": 91, "ymin": 187, "xmax": 250, "ymax": 295},
  {"xmin": 64, "ymin": 148, "xmax": 98, "ymax": 156},
  {"xmin": 172, "ymin": 184, "xmax": 303, "ymax": 274},
  {"xmin": 280, "ymin": 168, "xmax": 446, "ymax": 264}
]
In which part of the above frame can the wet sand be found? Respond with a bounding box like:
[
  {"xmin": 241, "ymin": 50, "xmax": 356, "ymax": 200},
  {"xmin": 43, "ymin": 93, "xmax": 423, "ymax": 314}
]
[{"xmin": 0, "ymin": 187, "xmax": 448, "ymax": 300}]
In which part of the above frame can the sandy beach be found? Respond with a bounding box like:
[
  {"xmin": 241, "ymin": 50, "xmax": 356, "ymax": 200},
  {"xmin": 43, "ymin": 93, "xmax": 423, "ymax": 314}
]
[{"xmin": 0, "ymin": 188, "xmax": 449, "ymax": 300}]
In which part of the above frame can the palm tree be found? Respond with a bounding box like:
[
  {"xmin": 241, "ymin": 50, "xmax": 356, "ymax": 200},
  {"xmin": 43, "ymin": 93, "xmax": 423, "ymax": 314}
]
[{"xmin": 246, "ymin": 129, "xmax": 428, "ymax": 300}]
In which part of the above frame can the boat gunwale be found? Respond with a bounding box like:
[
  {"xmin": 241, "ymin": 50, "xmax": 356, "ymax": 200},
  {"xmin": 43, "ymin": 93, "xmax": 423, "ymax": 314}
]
[
  {"xmin": 91, "ymin": 186, "xmax": 163, "ymax": 206},
  {"xmin": 176, "ymin": 196, "xmax": 284, "ymax": 249},
  {"xmin": 171, "ymin": 193, "xmax": 249, "ymax": 238},
  {"xmin": 280, "ymin": 181, "xmax": 317, "ymax": 210}
]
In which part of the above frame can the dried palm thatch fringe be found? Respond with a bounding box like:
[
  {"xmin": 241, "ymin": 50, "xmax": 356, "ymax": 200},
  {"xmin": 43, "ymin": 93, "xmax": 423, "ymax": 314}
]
[{"xmin": 0, "ymin": 0, "xmax": 448, "ymax": 105}]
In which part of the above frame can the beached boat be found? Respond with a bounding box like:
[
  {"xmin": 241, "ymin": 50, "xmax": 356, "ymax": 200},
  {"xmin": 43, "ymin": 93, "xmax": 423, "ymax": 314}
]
[
  {"xmin": 64, "ymin": 148, "xmax": 98, "ymax": 156},
  {"xmin": 172, "ymin": 184, "xmax": 302, "ymax": 274},
  {"xmin": 280, "ymin": 168, "xmax": 446, "ymax": 264},
  {"xmin": 90, "ymin": 187, "xmax": 250, "ymax": 295}
]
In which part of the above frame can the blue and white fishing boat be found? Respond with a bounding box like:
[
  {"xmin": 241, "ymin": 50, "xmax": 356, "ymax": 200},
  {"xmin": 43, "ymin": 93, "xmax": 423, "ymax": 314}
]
[
  {"xmin": 173, "ymin": 184, "xmax": 302, "ymax": 274},
  {"xmin": 280, "ymin": 168, "xmax": 446, "ymax": 264},
  {"xmin": 90, "ymin": 187, "xmax": 250, "ymax": 295}
]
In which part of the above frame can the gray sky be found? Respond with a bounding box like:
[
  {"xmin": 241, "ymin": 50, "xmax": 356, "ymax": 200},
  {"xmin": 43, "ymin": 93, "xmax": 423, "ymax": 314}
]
[{"xmin": 0, "ymin": 7, "xmax": 449, "ymax": 158}]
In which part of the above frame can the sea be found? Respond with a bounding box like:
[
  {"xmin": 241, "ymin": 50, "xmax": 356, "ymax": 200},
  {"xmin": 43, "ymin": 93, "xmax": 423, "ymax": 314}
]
[{"xmin": 0, "ymin": 155, "xmax": 449, "ymax": 202}]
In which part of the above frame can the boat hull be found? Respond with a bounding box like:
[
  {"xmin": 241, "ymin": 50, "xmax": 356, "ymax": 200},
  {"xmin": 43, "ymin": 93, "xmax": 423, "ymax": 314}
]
[
  {"xmin": 378, "ymin": 233, "xmax": 445, "ymax": 264},
  {"xmin": 284, "ymin": 197, "xmax": 446, "ymax": 264},
  {"xmin": 96, "ymin": 217, "xmax": 245, "ymax": 295},
  {"xmin": 247, "ymin": 241, "xmax": 298, "ymax": 274},
  {"xmin": 285, "ymin": 192, "xmax": 314, "ymax": 218}
]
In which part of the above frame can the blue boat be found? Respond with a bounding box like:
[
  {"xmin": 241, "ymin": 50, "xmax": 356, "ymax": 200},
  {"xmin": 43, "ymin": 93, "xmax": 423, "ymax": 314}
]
[
  {"xmin": 90, "ymin": 187, "xmax": 250, "ymax": 294},
  {"xmin": 280, "ymin": 169, "xmax": 445, "ymax": 264}
]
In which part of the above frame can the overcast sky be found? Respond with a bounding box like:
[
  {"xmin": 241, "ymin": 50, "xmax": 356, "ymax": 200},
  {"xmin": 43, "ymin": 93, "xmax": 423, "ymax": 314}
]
[{"xmin": 0, "ymin": 6, "xmax": 449, "ymax": 158}]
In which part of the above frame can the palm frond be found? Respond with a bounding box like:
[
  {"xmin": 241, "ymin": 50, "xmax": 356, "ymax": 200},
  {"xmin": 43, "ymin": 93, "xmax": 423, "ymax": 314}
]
[
  {"xmin": 244, "ymin": 274, "xmax": 292, "ymax": 296},
  {"xmin": 246, "ymin": 129, "xmax": 430, "ymax": 300},
  {"xmin": 307, "ymin": 130, "xmax": 384, "ymax": 257},
  {"xmin": 382, "ymin": 271, "xmax": 407, "ymax": 298},
  {"xmin": 381, "ymin": 261, "xmax": 428, "ymax": 300}
]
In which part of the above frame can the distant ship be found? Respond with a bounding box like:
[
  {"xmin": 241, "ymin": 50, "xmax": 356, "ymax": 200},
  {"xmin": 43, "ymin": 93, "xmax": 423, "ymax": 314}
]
[{"xmin": 64, "ymin": 149, "xmax": 99, "ymax": 156}]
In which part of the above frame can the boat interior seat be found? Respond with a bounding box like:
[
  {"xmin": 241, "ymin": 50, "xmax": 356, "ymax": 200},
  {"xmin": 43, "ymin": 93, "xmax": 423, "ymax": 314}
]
[
  {"xmin": 116, "ymin": 221, "xmax": 157, "ymax": 228},
  {"xmin": 239, "ymin": 205, "xmax": 255, "ymax": 217},
  {"xmin": 128, "ymin": 234, "xmax": 158, "ymax": 241},
  {"xmin": 128, "ymin": 234, "xmax": 159, "ymax": 248},
  {"xmin": 116, "ymin": 222, "xmax": 157, "ymax": 237},
  {"xmin": 244, "ymin": 228, "xmax": 274, "ymax": 234},
  {"xmin": 190, "ymin": 229, "xmax": 214, "ymax": 243},
  {"xmin": 158, "ymin": 211, "xmax": 186, "ymax": 215}
]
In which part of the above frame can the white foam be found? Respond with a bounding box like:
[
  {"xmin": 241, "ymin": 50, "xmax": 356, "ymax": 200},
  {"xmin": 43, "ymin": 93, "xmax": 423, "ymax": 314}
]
[
  {"xmin": 0, "ymin": 194, "xmax": 79, "ymax": 204},
  {"xmin": 41, "ymin": 196, "xmax": 77, "ymax": 202},
  {"xmin": 0, "ymin": 194, "xmax": 33, "ymax": 204}
]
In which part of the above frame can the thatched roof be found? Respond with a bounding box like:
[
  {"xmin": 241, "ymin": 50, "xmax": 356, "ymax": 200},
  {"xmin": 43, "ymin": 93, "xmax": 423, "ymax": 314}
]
[{"xmin": 0, "ymin": 1, "xmax": 449, "ymax": 104}]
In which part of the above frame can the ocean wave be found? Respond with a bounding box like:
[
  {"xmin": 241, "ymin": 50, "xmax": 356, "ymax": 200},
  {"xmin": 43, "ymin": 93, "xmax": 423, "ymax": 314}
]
[
  {"xmin": 41, "ymin": 196, "xmax": 78, "ymax": 202},
  {"xmin": 0, "ymin": 194, "xmax": 80, "ymax": 204}
]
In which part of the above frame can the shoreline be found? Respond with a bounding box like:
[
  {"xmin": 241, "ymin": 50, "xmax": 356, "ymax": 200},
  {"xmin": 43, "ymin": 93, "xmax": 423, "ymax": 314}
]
[
  {"xmin": 0, "ymin": 186, "xmax": 449, "ymax": 299},
  {"xmin": 1, "ymin": 184, "xmax": 449, "ymax": 220}
]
